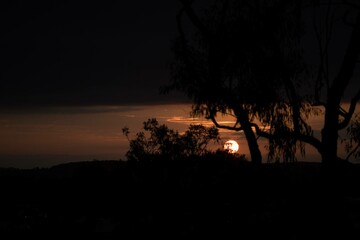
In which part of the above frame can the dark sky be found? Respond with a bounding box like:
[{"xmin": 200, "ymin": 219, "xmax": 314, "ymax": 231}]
[
  {"xmin": 1, "ymin": 1, "xmax": 359, "ymax": 108},
  {"xmin": 1, "ymin": 0, "xmax": 186, "ymax": 107}
]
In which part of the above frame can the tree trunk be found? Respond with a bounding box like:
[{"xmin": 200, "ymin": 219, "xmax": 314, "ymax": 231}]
[
  {"xmin": 243, "ymin": 122, "xmax": 262, "ymax": 165},
  {"xmin": 321, "ymin": 12, "xmax": 360, "ymax": 165},
  {"xmin": 321, "ymin": 101, "xmax": 339, "ymax": 164},
  {"xmin": 236, "ymin": 109, "xmax": 262, "ymax": 165}
]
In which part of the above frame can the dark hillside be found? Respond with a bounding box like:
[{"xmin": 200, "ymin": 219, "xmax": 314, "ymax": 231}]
[{"xmin": 0, "ymin": 158, "xmax": 359, "ymax": 237}]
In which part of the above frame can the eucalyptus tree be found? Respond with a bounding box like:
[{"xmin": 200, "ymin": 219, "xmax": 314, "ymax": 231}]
[
  {"xmin": 309, "ymin": 0, "xmax": 360, "ymax": 164},
  {"xmin": 166, "ymin": 0, "xmax": 360, "ymax": 165},
  {"xmin": 165, "ymin": 0, "xmax": 307, "ymax": 164}
]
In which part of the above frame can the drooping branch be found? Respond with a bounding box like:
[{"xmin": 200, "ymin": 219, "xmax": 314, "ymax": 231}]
[
  {"xmin": 342, "ymin": 10, "xmax": 357, "ymax": 27},
  {"xmin": 328, "ymin": 11, "xmax": 360, "ymax": 104},
  {"xmin": 326, "ymin": 6, "xmax": 334, "ymax": 90},
  {"xmin": 345, "ymin": 142, "xmax": 360, "ymax": 161},
  {"xmin": 217, "ymin": 0, "xmax": 229, "ymax": 33},
  {"xmin": 338, "ymin": 87, "xmax": 360, "ymax": 129},
  {"xmin": 343, "ymin": 0, "xmax": 360, "ymax": 10},
  {"xmin": 303, "ymin": 1, "xmax": 360, "ymax": 10},
  {"xmin": 313, "ymin": 2, "xmax": 327, "ymax": 93},
  {"xmin": 313, "ymin": 0, "xmax": 335, "ymax": 94},
  {"xmin": 176, "ymin": 8, "xmax": 186, "ymax": 46},
  {"xmin": 284, "ymin": 79, "xmax": 302, "ymax": 134},
  {"xmin": 209, "ymin": 101, "xmax": 324, "ymax": 155},
  {"xmin": 179, "ymin": 0, "xmax": 212, "ymax": 38},
  {"xmin": 250, "ymin": 121, "xmax": 323, "ymax": 154}
]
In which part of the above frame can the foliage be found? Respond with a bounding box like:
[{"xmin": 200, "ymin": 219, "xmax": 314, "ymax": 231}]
[
  {"xmin": 343, "ymin": 114, "xmax": 360, "ymax": 161},
  {"xmin": 166, "ymin": 0, "xmax": 360, "ymax": 164},
  {"xmin": 122, "ymin": 118, "xmax": 221, "ymax": 161},
  {"xmin": 165, "ymin": 0, "xmax": 310, "ymax": 163}
]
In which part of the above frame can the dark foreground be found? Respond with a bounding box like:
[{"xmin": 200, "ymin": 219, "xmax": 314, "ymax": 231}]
[{"xmin": 0, "ymin": 157, "xmax": 359, "ymax": 237}]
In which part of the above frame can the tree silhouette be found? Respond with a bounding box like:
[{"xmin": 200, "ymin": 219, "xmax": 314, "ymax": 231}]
[
  {"xmin": 165, "ymin": 0, "xmax": 307, "ymax": 164},
  {"xmin": 271, "ymin": 1, "xmax": 360, "ymax": 164},
  {"xmin": 122, "ymin": 118, "xmax": 220, "ymax": 161},
  {"xmin": 309, "ymin": 1, "xmax": 360, "ymax": 164},
  {"xmin": 166, "ymin": 0, "xmax": 360, "ymax": 165}
]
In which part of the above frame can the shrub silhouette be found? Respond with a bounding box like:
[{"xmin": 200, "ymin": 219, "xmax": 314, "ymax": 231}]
[{"xmin": 122, "ymin": 118, "xmax": 220, "ymax": 161}]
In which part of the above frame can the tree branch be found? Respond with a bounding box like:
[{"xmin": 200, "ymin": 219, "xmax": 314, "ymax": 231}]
[
  {"xmin": 342, "ymin": 10, "xmax": 357, "ymax": 27},
  {"xmin": 345, "ymin": 142, "xmax": 360, "ymax": 161},
  {"xmin": 210, "ymin": 106, "xmax": 324, "ymax": 155},
  {"xmin": 249, "ymin": 123, "xmax": 272, "ymax": 139},
  {"xmin": 303, "ymin": 1, "xmax": 360, "ymax": 9},
  {"xmin": 338, "ymin": 87, "xmax": 360, "ymax": 129},
  {"xmin": 294, "ymin": 132, "xmax": 323, "ymax": 154},
  {"xmin": 338, "ymin": 105, "xmax": 348, "ymax": 117},
  {"xmin": 179, "ymin": 0, "xmax": 212, "ymax": 38},
  {"xmin": 176, "ymin": 7, "xmax": 186, "ymax": 45},
  {"xmin": 250, "ymin": 122, "xmax": 323, "ymax": 154},
  {"xmin": 343, "ymin": 0, "xmax": 360, "ymax": 10},
  {"xmin": 329, "ymin": 11, "xmax": 360, "ymax": 104},
  {"xmin": 313, "ymin": 1, "xmax": 330, "ymax": 92},
  {"xmin": 207, "ymin": 111, "xmax": 243, "ymax": 131}
]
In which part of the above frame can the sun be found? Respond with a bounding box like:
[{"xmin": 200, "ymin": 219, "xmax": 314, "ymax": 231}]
[{"xmin": 224, "ymin": 140, "xmax": 239, "ymax": 153}]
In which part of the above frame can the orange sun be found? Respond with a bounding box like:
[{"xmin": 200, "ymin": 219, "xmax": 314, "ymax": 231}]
[{"xmin": 224, "ymin": 140, "xmax": 239, "ymax": 153}]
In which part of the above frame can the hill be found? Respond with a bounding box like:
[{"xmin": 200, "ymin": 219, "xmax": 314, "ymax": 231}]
[{"xmin": 0, "ymin": 158, "xmax": 359, "ymax": 237}]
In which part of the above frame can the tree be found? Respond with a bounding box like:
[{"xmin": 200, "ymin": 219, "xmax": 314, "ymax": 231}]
[
  {"xmin": 311, "ymin": 0, "xmax": 360, "ymax": 164},
  {"xmin": 165, "ymin": 0, "xmax": 307, "ymax": 164},
  {"xmin": 276, "ymin": 0, "xmax": 360, "ymax": 164},
  {"xmin": 166, "ymin": 0, "xmax": 360, "ymax": 165},
  {"xmin": 122, "ymin": 118, "xmax": 221, "ymax": 161}
]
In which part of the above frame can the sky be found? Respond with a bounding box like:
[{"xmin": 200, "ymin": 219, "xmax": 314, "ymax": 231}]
[
  {"xmin": 1, "ymin": 0, "xmax": 359, "ymax": 107},
  {"xmin": 0, "ymin": 104, "xmax": 213, "ymax": 168},
  {"xmin": 0, "ymin": 0, "xmax": 209, "ymax": 168},
  {"xmin": 0, "ymin": 1, "xmax": 359, "ymax": 168},
  {"xmin": 0, "ymin": 0, "xmax": 190, "ymax": 167},
  {"xmin": 0, "ymin": 103, "xmax": 325, "ymax": 168},
  {"xmin": 1, "ymin": 0, "xmax": 187, "ymax": 106}
]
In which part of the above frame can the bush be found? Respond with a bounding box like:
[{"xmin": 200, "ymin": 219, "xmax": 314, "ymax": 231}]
[{"xmin": 122, "ymin": 118, "xmax": 221, "ymax": 161}]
